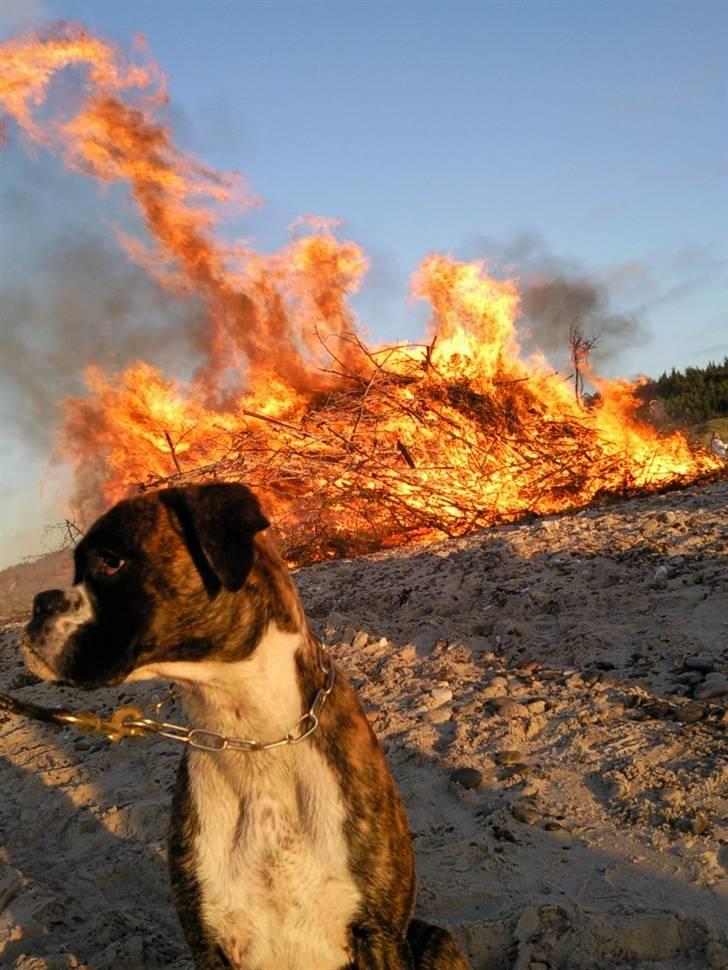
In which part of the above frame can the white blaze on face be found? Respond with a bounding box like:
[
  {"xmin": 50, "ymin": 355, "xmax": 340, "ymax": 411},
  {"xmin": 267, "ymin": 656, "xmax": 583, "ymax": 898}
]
[{"xmin": 22, "ymin": 583, "xmax": 95, "ymax": 680}]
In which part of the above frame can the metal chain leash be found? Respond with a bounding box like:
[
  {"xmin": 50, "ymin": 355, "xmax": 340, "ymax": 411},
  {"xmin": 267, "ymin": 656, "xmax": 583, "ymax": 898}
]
[{"xmin": 0, "ymin": 644, "xmax": 335, "ymax": 753}]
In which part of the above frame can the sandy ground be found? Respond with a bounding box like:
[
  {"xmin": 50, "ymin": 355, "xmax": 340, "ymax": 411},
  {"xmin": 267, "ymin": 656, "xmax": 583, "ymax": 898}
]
[{"xmin": 1, "ymin": 479, "xmax": 727, "ymax": 969}]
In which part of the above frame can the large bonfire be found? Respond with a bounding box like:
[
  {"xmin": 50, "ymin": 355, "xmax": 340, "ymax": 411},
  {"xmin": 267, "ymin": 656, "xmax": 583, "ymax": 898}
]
[{"xmin": 0, "ymin": 23, "xmax": 722, "ymax": 561}]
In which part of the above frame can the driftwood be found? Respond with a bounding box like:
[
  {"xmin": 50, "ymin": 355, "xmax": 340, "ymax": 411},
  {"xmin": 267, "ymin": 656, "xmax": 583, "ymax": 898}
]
[{"xmin": 130, "ymin": 337, "xmax": 723, "ymax": 564}]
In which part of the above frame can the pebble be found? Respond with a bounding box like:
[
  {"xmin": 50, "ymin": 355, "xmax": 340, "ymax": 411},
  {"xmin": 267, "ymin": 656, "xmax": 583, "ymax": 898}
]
[
  {"xmin": 659, "ymin": 788, "xmax": 682, "ymax": 806},
  {"xmin": 690, "ymin": 815, "xmax": 711, "ymax": 836},
  {"xmin": 497, "ymin": 701, "xmax": 530, "ymax": 719},
  {"xmin": 694, "ymin": 681, "xmax": 728, "ymax": 700},
  {"xmin": 450, "ymin": 767, "xmax": 483, "ymax": 790},
  {"xmin": 351, "ymin": 630, "xmax": 369, "ymax": 650},
  {"xmin": 684, "ymin": 656, "xmax": 714, "ymax": 673},
  {"xmin": 429, "ymin": 686, "xmax": 453, "ymax": 707},
  {"xmin": 510, "ymin": 803, "xmax": 542, "ymax": 825},
  {"xmin": 487, "ymin": 675, "xmax": 509, "ymax": 690},
  {"xmin": 675, "ymin": 671, "xmax": 704, "ymax": 685},
  {"xmin": 527, "ymin": 699, "xmax": 546, "ymax": 714},
  {"xmin": 675, "ymin": 703, "xmax": 705, "ymax": 724},
  {"xmin": 451, "ymin": 699, "xmax": 479, "ymax": 717},
  {"xmin": 486, "ymin": 695, "xmax": 512, "ymax": 710},
  {"xmin": 653, "ymin": 565, "xmax": 669, "ymax": 584},
  {"xmin": 520, "ymin": 660, "xmax": 542, "ymax": 675},
  {"xmin": 704, "ymin": 671, "xmax": 727, "ymax": 684},
  {"xmin": 641, "ymin": 701, "xmax": 673, "ymax": 719},
  {"xmin": 341, "ymin": 627, "xmax": 357, "ymax": 646},
  {"xmin": 498, "ymin": 764, "xmax": 530, "ymax": 779},
  {"xmin": 515, "ymin": 907, "xmax": 540, "ymax": 940},
  {"xmin": 678, "ymin": 814, "xmax": 711, "ymax": 836},
  {"xmin": 426, "ymin": 706, "xmax": 452, "ymax": 725},
  {"xmin": 495, "ymin": 749, "xmax": 524, "ymax": 766}
]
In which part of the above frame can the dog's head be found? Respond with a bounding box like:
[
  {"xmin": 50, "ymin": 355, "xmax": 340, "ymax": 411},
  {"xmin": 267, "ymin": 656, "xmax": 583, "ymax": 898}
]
[{"xmin": 23, "ymin": 483, "xmax": 270, "ymax": 687}]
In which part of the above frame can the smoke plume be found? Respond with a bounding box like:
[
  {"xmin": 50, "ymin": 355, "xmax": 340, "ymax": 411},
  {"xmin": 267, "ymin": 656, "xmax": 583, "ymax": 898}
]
[
  {"xmin": 467, "ymin": 230, "xmax": 650, "ymax": 370},
  {"xmin": 520, "ymin": 275, "xmax": 645, "ymax": 365},
  {"xmin": 0, "ymin": 153, "xmax": 206, "ymax": 452}
]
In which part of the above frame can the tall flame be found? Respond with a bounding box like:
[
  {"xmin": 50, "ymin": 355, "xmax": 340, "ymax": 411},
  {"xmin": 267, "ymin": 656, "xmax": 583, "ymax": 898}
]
[{"xmin": 0, "ymin": 23, "xmax": 722, "ymax": 559}]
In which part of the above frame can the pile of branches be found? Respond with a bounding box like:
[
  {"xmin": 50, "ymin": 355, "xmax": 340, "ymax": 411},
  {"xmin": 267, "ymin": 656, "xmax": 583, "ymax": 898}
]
[{"xmin": 136, "ymin": 339, "xmax": 714, "ymax": 563}]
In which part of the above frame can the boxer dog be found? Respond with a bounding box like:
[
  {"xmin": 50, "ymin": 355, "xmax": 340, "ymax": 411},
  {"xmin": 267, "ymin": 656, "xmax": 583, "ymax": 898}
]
[{"xmin": 23, "ymin": 483, "xmax": 470, "ymax": 969}]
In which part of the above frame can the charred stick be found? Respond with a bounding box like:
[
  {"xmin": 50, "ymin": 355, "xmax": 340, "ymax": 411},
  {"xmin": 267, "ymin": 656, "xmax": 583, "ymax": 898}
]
[{"xmin": 164, "ymin": 431, "xmax": 183, "ymax": 475}]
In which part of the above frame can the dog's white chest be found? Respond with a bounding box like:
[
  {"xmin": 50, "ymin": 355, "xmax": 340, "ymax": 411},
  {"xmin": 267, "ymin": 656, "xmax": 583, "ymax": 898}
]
[{"xmin": 190, "ymin": 746, "xmax": 360, "ymax": 970}]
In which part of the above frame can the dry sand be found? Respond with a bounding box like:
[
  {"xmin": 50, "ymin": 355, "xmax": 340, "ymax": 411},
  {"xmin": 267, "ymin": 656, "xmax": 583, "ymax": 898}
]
[{"xmin": 1, "ymin": 479, "xmax": 727, "ymax": 969}]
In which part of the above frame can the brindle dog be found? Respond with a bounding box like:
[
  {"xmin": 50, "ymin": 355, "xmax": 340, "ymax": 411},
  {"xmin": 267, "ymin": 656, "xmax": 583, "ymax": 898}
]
[{"xmin": 23, "ymin": 483, "xmax": 470, "ymax": 970}]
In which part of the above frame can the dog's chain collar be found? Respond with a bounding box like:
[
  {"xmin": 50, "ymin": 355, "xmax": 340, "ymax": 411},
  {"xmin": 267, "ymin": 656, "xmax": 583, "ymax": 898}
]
[
  {"xmin": 0, "ymin": 645, "xmax": 336, "ymax": 753},
  {"xmin": 145, "ymin": 644, "xmax": 336, "ymax": 753}
]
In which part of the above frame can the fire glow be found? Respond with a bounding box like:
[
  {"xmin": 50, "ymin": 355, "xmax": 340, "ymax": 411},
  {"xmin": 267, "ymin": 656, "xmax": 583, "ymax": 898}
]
[{"xmin": 0, "ymin": 23, "xmax": 721, "ymax": 561}]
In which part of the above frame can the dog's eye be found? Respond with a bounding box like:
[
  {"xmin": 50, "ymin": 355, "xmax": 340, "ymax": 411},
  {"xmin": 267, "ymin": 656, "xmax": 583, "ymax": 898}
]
[{"xmin": 95, "ymin": 552, "xmax": 126, "ymax": 577}]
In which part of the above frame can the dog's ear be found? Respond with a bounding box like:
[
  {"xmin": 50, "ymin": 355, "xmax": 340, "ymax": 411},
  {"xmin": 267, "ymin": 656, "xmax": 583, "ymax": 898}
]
[{"xmin": 161, "ymin": 483, "xmax": 270, "ymax": 593}]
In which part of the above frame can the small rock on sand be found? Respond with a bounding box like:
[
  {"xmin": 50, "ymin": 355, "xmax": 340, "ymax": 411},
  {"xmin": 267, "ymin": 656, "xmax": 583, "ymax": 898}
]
[
  {"xmin": 426, "ymin": 706, "xmax": 452, "ymax": 724},
  {"xmin": 675, "ymin": 703, "xmax": 705, "ymax": 724},
  {"xmin": 511, "ymin": 803, "xmax": 542, "ymax": 825},
  {"xmin": 495, "ymin": 749, "xmax": 524, "ymax": 766},
  {"xmin": 694, "ymin": 680, "xmax": 728, "ymax": 700},
  {"xmin": 429, "ymin": 686, "xmax": 453, "ymax": 706},
  {"xmin": 450, "ymin": 767, "xmax": 483, "ymax": 789}
]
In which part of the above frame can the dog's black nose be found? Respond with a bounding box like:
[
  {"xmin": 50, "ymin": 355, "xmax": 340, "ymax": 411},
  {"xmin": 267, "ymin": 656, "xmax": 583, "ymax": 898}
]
[{"xmin": 32, "ymin": 589, "xmax": 68, "ymax": 620}]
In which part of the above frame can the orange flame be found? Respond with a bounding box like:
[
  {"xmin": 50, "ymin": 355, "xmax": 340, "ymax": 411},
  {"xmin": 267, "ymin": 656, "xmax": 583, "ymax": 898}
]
[{"xmin": 0, "ymin": 23, "xmax": 722, "ymax": 556}]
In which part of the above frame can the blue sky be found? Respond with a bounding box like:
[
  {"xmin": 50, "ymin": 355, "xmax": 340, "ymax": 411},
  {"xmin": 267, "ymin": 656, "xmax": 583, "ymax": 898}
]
[{"xmin": 0, "ymin": 0, "xmax": 726, "ymax": 567}]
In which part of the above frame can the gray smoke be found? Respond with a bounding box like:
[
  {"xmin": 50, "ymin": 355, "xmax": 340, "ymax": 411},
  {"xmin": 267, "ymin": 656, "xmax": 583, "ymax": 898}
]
[
  {"xmin": 0, "ymin": 150, "xmax": 207, "ymax": 451},
  {"xmin": 465, "ymin": 230, "xmax": 649, "ymax": 369},
  {"xmin": 520, "ymin": 275, "xmax": 645, "ymax": 364}
]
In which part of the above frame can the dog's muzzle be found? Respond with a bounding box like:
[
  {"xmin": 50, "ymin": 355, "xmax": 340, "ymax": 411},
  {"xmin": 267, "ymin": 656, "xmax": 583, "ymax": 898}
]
[
  {"xmin": 32, "ymin": 588, "xmax": 72, "ymax": 622},
  {"xmin": 23, "ymin": 584, "xmax": 95, "ymax": 680}
]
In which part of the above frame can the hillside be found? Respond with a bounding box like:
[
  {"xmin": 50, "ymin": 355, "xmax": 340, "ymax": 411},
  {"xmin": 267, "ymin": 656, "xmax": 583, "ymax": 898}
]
[{"xmin": 0, "ymin": 551, "xmax": 72, "ymax": 618}]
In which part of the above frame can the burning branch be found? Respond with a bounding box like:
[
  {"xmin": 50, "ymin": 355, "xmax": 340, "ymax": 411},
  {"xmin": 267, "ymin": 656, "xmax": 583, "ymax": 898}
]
[
  {"xmin": 120, "ymin": 339, "xmax": 721, "ymax": 565},
  {"xmin": 163, "ymin": 431, "xmax": 183, "ymax": 475},
  {"xmin": 569, "ymin": 323, "xmax": 599, "ymax": 405},
  {"xmin": 396, "ymin": 440, "xmax": 417, "ymax": 468}
]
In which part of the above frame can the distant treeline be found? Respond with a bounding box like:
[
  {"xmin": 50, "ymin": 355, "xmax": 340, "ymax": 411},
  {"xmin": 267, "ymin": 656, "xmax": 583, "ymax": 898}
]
[{"xmin": 650, "ymin": 356, "xmax": 728, "ymax": 421}]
